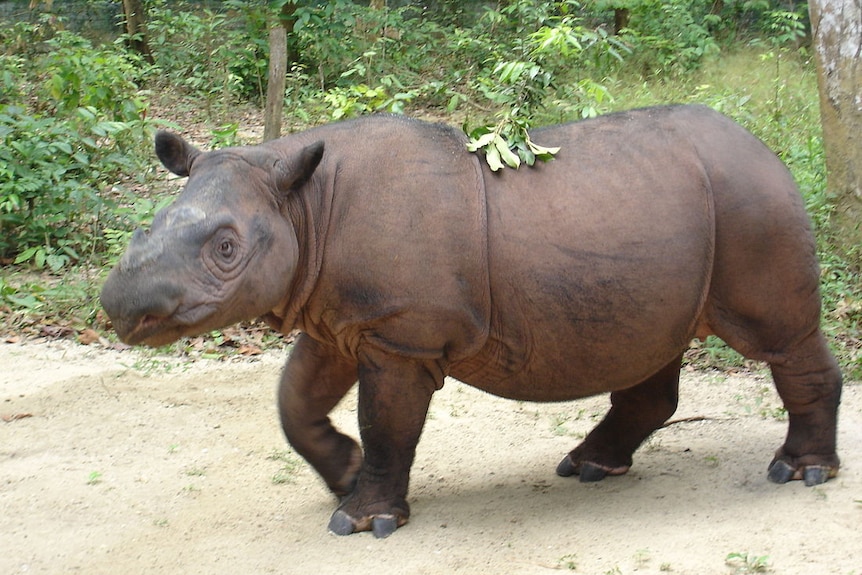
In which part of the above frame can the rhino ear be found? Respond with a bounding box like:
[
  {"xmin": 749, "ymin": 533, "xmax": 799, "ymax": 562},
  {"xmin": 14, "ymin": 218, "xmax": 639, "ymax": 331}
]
[
  {"xmin": 273, "ymin": 141, "xmax": 325, "ymax": 195},
  {"xmin": 155, "ymin": 130, "xmax": 201, "ymax": 177}
]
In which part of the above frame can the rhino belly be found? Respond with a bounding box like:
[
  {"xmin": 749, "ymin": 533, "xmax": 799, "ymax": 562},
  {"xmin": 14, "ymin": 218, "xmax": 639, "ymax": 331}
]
[{"xmin": 453, "ymin": 152, "xmax": 714, "ymax": 401}]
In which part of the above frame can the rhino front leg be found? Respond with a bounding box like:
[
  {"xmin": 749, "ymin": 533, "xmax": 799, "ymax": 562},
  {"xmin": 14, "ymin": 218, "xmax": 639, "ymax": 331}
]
[
  {"xmin": 328, "ymin": 349, "xmax": 439, "ymax": 538},
  {"xmin": 279, "ymin": 333, "xmax": 362, "ymax": 497},
  {"xmin": 557, "ymin": 355, "xmax": 682, "ymax": 482}
]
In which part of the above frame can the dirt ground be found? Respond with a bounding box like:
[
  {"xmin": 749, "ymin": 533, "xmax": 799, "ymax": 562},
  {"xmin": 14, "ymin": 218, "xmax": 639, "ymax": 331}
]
[{"xmin": 1, "ymin": 340, "xmax": 860, "ymax": 575}]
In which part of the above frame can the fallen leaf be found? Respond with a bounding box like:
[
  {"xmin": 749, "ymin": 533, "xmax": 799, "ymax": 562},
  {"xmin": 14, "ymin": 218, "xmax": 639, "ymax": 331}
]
[
  {"xmin": 2, "ymin": 413, "xmax": 33, "ymax": 422},
  {"xmin": 237, "ymin": 344, "xmax": 262, "ymax": 356},
  {"xmin": 78, "ymin": 328, "xmax": 100, "ymax": 345},
  {"xmin": 40, "ymin": 325, "xmax": 75, "ymax": 339}
]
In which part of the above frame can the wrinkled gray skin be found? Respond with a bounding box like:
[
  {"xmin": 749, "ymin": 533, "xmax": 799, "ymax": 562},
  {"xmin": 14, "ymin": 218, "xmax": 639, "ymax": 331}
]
[{"xmin": 101, "ymin": 105, "xmax": 842, "ymax": 538}]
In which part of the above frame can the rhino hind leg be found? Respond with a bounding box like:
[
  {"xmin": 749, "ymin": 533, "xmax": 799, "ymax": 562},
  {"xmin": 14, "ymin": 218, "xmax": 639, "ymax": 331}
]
[
  {"xmin": 557, "ymin": 355, "xmax": 682, "ymax": 482},
  {"xmin": 764, "ymin": 329, "xmax": 842, "ymax": 486},
  {"xmin": 705, "ymin": 293, "xmax": 842, "ymax": 485}
]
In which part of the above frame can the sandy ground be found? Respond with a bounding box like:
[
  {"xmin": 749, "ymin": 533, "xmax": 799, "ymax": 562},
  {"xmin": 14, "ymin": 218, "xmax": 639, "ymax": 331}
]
[{"xmin": 1, "ymin": 340, "xmax": 860, "ymax": 575}]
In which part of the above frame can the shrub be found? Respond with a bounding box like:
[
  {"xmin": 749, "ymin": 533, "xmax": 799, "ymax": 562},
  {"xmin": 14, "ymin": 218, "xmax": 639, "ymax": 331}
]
[
  {"xmin": 0, "ymin": 105, "xmax": 152, "ymax": 270},
  {"xmin": 0, "ymin": 22, "xmax": 155, "ymax": 271},
  {"xmin": 621, "ymin": 0, "xmax": 721, "ymax": 74}
]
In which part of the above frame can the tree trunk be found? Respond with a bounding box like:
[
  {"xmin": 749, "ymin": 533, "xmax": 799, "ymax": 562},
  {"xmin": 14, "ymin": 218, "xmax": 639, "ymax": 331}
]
[
  {"xmin": 122, "ymin": 0, "xmax": 154, "ymax": 64},
  {"xmin": 613, "ymin": 8, "xmax": 629, "ymax": 34},
  {"xmin": 264, "ymin": 24, "xmax": 288, "ymax": 142},
  {"xmin": 809, "ymin": 0, "xmax": 862, "ymax": 267}
]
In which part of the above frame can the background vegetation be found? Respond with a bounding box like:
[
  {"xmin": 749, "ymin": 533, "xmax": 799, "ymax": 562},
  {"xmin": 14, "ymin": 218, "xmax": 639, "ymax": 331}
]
[{"xmin": 0, "ymin": 0, "xmax": 858, "ymax": 376}]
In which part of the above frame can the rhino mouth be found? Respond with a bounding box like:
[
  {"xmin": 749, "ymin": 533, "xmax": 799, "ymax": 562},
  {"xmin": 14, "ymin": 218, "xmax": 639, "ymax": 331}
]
[
  {"xmin": 123, "ymin": 313, "xmax": 184, "ymax": 347},
  {"xmin": 121, "ymin": 303, "xmax": 218, "ymax": 347}
]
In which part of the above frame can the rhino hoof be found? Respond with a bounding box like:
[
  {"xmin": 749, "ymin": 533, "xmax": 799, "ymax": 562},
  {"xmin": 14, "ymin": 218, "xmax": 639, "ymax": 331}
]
[
  {"xmin": 556, "ymin": 456, "xmax": 611, "ymax": 482},
  {"xmin": 371, "ymin": 515, "xmax": 399, "ymax": 539},
  {"xmin": 556, "ymin": 456, "xmax": 576, "ymax": 477},
  {"xmin": 328, "ymin": 510, "xmax": 355, "ymax": 536},
  {"xmin": 577, "ymin": 462, "xmax": 610, "ymax": 483},
  {"xmin": 803, "ymin": 466, "xmax": 830, "ymax": 487},
  {"xmin": 767, "ymin": 459, "xmax": 795, "ymax": 484}
]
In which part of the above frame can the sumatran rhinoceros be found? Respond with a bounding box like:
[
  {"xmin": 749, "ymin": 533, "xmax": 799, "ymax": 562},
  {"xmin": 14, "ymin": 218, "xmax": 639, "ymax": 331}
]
[{"xmin": 100, "ymin": 104, "xmax": 842, "ymax": 538}]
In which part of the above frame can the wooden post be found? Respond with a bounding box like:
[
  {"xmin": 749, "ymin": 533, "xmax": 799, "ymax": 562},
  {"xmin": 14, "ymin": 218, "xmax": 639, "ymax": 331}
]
[{"xmin": 263, "ymin": 24, "xmax": 288, "ymax": 142}]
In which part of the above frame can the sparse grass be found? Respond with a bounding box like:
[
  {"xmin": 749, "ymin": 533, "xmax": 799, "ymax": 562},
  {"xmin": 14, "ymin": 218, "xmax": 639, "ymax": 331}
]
[
  {"xmin": 181, "ymin": 484, "xmax": 201, "ymax": 495},
  {"xmin": 634, "ymin": 548, "xmax": 651, "ymax": 568},
  {"xmin": 267, "ymin": 448, "xmax": 303, "ymax": 485},
  {"xmin": 732, "ymin": 386, "xmax": 788, "ymax": 420}
]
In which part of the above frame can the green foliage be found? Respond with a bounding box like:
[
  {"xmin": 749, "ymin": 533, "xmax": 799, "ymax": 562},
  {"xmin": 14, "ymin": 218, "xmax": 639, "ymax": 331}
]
[
  {"xmin": 621, "ymin": 0, "xmax": 721, "ymax": 75},
  {"xmin": 324, "ymin": 72, "xmax": 418, "ymax": 120},
  {"xmin": 38, "ymin": 31, "xmax": 148, "ymax": 121},
  {"xmin": 0, "ymin": 105, "xmax": 143, "ymax": 270},
  {"xmin": 292, "ymin": 1, "xmax": 441, "ymax": 90},
  {"xmin": 0, "ymin": 275, "xmax": 41, "ymax": 311},
  {"xmin": 0, "ymin": 54, "xmax": 25, "ymax": 103},
  {"xmin": 146, "ymin": 0, "xmax": 269, "ymax": 105},
  {"xmin": 0, "ymin": 20, "xmax": 159, "ymax": 272},
  {"xmin": 464, "ymin": 2, "xmax": 626, "ymax": 169},
  {"xmin": 0, "ymin": 15, "xmax": 57, "ymax": 60}
]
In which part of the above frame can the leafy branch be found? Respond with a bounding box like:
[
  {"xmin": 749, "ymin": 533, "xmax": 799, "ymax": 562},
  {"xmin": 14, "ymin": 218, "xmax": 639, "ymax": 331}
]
[{"xmin": 465, "ymin": 6, "xmax": 626, "ymax": 171}]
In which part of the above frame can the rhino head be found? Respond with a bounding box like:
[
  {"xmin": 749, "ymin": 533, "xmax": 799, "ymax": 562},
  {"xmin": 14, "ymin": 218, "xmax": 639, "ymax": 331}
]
[{"xmin": 100, "ymin": 131, "xmax": 324, "ymax": 346}]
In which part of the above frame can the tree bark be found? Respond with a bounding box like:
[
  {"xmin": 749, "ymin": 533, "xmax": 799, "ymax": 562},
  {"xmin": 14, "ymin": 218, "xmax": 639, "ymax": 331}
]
[
  {"xmin": 122, "ymin": 0, "xmax": 154, "ymax": 64},
  {"xmin": 810, "ymin": 0, "xmax": 862, "ymax": 267},
  {"xmin": 613, "ymin": 8, "xmax": 629, "ymax": 34},
  {"xmin": 264, "ymin": 24, "xmax": 288, "ymax": 142}
]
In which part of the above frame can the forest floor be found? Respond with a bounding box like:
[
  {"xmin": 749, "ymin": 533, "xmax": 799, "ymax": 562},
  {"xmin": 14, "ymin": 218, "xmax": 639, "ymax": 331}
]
[{"xmin": 1, "ymin": 339, "xmax": 860, "ymax": 575}]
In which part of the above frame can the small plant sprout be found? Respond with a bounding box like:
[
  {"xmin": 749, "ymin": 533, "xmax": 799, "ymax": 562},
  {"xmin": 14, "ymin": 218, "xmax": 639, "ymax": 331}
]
[
  {"xmin": 86, "ymin": 471, "xmax": 103, "ymax": 485},
  {"xmin": 725, "ymin": 552, "xmax": 771, "ymax": 573},
  {"xmin": 556, "ymin": 553, "xmax": 578, "ymax": 570}
]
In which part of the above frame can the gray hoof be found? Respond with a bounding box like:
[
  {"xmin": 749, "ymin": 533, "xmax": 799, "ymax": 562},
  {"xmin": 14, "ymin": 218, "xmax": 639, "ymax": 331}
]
[
  {"xmin": 767, "ymin": 459, "xmax": 795, "ymax": 484},
  {"xmin": 803, "ymin": 466, "xmax": 830, "ymax": 487},
  {"xmin": 556, "ymin": 456, "xmax": 610, "ymax": 482},
  {"xmin": 578, "ymin": 461, "xmax": 609, "ymax": 483},
  {"xmin": 371, "ymin": 515, "xmax": 399, "ymax": 538},
  {"xmin": 556, "ymin": 456, "xmax": 576, "ymax": 477},
  {"xmin": 328, "ymin": 510, "xmax": 355, "ymax": 536}
]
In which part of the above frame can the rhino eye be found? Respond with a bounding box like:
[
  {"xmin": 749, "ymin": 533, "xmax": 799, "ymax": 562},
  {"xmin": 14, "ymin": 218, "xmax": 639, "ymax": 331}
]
[
  {"xmin": 209, "ymin": 229, "xmax": 241, "ymax": 272},
  {"xmin": 217, "ymin": 238, "xmax": 235, "ymax": 259}
]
